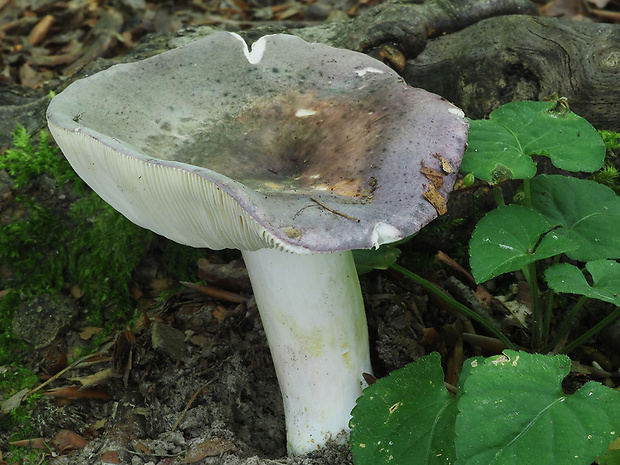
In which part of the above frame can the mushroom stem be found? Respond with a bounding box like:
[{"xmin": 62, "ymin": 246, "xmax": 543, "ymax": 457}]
[{"xmin": 241, "ymin": 248, "xmax": 372, "ymax": 455}]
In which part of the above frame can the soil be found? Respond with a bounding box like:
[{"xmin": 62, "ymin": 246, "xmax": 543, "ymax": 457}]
[{"xmin": 1, "ymin": 1, "xmax": 620, "ymax": 464}]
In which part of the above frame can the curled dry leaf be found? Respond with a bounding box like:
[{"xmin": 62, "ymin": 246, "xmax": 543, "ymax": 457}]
[
  {"xmin": 434, "ymin": 152, "xmax": 455, "ymax": 173},
  {"xmin": 184, "ymin": 438, "xmax": 237, "ymax": 463},
  {"xmin": 421, "ymin": 166, "xmax": 444, "ymax": 188},
  {"xmin": 100, "ymin": 450, "xmax": 120, "ymax": 464},
  {"xmin": 52, "ymin": 429, "xmax": 87, "ymax": 452},
  {"xmin": 27, "ymin": 14, "xmax": 54, "ymax": 46},
  {"xmin": 423, "ymin": 183, "xmax": 447, "ymax": 215},
  {"xmin": 79, "ymin": 326, "xmax": 103, "ymax": 340},
  {"xmin": 181, "ymin": 281, "xmax": 246, "ymax": 304},
  {"xmin": 69, "ymin": 367, "xmax": 118, "ymax": 388},
  {"xmin": 44, "ymin": 385, "xmax": 112, "ymax": 400},
  {"xmin": 10, "ymin": 438, "xmax": 47, "ymax": 449},
  {"xmin": 378, "ymin": 44, "xmax": 406, "ymax": 73},
  {"xmin": 1, "ymin": 388, "xmax": 29, "ymax": 414}
]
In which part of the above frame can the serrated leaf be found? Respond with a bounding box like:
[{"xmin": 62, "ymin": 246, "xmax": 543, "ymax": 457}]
[
  {"xmin": 456, "ymin": 350, "xmax": 620, "ymax": 465},
  {"xmin": 545, "ymin": 260, "xmax": 620, "ymax": 306},
  {"xmin": 531, "ymin": 175, "xmax": 620, "ymax": 261},
  {"xmin": 350, "ymin": 353, "xmax": 456, "ymax": 465},
  {"xmin": 469, "ymin": 204, "xmax": 576, "ymax": 283},
  {"xmin": 461, "ymin": 101, "xmax": 605, "ymax": 183}
]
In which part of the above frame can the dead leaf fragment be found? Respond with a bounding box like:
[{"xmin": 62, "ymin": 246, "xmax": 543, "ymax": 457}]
[
  {"xmin": 1, "ymin": 388, "xmax": 29, "ymax": 413},
  {"xmin": 423, "ymin": 183, "xmax": 447, "ymax": 215},
  {"xmin": 197, "ymin": 258, "xmax": 252, "ymax": 292},
  {"xmin": 420, "ymin": 166, "xmax": 444, "ymax": 188},
  {"xmin": 28, "ymin": 14, "xmax": 54, "ymax": 46},
  {"xmin": 44, "ymin": 385, "xmax": 111, "ymax": 400},
  {"xmin": 69, "ymin": 367, "xmax": 118, "ymax": 388},
  {"xmin": 212, "ymin": 305, "xmax": 229, "ymax": 321},
  {"xmin": 184, "ymin": 438, "xmax": 237, "ymax": 463},
  {"xmin": 100, "ymin": 450, "xmax": 120, "ymax": 464},
  {"xmin": 80, "ymin": 326, "xmax": 103, "ymax": 340},
  {"xmin": 433, "ymin": 153, "xmax": 454, "ymax": 173},
  {"xmin": 181, "ymin": 281, "xmax": 246, "ymax": 304},
  {"xmin": 10, "ymin": 438, "xmax": 47, "ymax": 449},
  {"xmin": 378, "ymin": 43, "xmax": 406, "ymax": 73},
  {"xmin": 52, "ymin": 429, "xmax": 87, "ymax": 452}
]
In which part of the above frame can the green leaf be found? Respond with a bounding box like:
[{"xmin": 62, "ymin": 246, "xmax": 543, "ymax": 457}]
[
  {"xmin": 462, "ymin": 119, "xmax": 536, "ymax": 183},
  {"xmin": 598, "ymin": 442, "xmax": 620, "ymax": 465},
  {"xmin": 350, "ymin": 353, "xmax": 456, "ymax": 465},
  {"xmin": 353, "ymin": 245, "xmax": 401, "ymax": 275},
  {"xmin": 469, "ymin": 204, "xmax": 576, "ymax": 283},
  {"xmin": 456, "ymin": 350, "xmax": 620, "ymax": 465},
  {"xmin": 531, "ymin": 175, "xmax": 620, "ymax": 261},
  {"xmin": 545, "ymin": 260, "xmax": 620, "ymax": 306},
  {"xmin": 461, "ymin": 101, "xmax": 605, "ymax": 183}
]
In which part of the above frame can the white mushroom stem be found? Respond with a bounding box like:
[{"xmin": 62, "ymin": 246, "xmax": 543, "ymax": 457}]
[{"xmin": 241, "ymin": 248, "xmax": 372, "ymax": 455}]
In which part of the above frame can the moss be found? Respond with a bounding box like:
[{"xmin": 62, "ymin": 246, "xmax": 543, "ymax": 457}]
[
  {"xmin": 0, "ymin": 125, "xmax": 152, "ymax": 356},
  {"xmin": 0, "ymin": 365, "xmax": 45, "ymax": 463},
  {"xmin": 67, "ymin": 194, "xmax": 152, "ymax": 326},
  {"xmin": 0, "ymin": 126, "xmax": 73, "ymax": 189},
  {"xmin": 0, "ymin": 293, "xmax": 30, "ymax": 364},
  {"xmin": 593, "ymin": 130, "xmax": 620, "ymax": 192},
  {"xmin": 599, "ymin": 129, "xmax": 620, "ymax": 152}
]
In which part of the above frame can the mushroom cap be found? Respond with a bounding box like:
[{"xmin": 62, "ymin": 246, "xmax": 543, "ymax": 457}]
[{"xmin": 47, "ymin": 32, "xmax": 468, "ymax": 253}]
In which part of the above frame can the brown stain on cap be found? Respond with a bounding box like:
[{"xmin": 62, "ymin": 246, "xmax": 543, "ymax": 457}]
[{"xmin": 183, "ymin": 87, "xmax": 396, "ymax": 203}]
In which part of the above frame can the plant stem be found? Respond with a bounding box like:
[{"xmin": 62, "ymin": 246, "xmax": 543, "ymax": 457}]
[
  {"xmin": 544, "ymin": 295, "xmax": 588, "ymax": 353},
  {"xmin": 389, "ymin": 263, "xmax": 514, "ymax": 350},
  {"xmin": 519, "ymin": 177, "xmax": 542, "ymax": 348},
  {"xmin": 526, "ymin": 261, "xmax": 542, "ymax": 349},
  {"xmin": 490, "ymin": 186, "xmax": 505, "ymax": 207},
  {"xmin": 522, "ymin": 177, "xmax": 532, "ymax": 208},
  {"xmin": 561, "ymin": 305, "xmax": 620, "ymax": 354},
  {"xmin": 543, "ymin": 290, "xmax": 554, "ymax": 346}
]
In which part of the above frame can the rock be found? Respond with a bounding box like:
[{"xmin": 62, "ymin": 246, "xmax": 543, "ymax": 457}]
[
  {"xmin": 151, "ymin": 320, "xmax": 187, "ymax": 360},
  {"xmin": 12, "ymin": 293, "xmax": 77, "ymax": 349}
]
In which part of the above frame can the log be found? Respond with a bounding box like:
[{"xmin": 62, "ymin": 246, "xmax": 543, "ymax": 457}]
[{"xmin": 404, "ymin": 15, "xmax": 620, "ymax": 131}]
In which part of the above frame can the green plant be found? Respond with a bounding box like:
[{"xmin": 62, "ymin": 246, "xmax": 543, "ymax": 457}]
[
  {"xmin": 350, "ymin": 351, "xmax": 620, "ymax": 465},
  {"xmin": 0, "ymin": 125, "xmax": 161, "ymax": 463},
  {"xmin": 0, "ymin": 364, "xmax": 45, "ymax": 464},
  {"xmin": 0, "ymin": 126, "xmax": 74, "ymax": 189},
  {"xmin": 462, "ymin": 100, "xmax": 620, "ymax": 351},
  {"xmin": 0, "ymin": 125, "xmax": 152, "ymax": 353},
  {"xmin": 349, "ymin": 100, "xmax": 620, "ymax": 464}
]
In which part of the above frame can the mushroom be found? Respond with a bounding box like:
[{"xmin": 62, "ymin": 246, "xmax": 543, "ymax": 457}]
[{"xmin": 46, "ymin": 32, "xmax": 468, "ymax": 455}]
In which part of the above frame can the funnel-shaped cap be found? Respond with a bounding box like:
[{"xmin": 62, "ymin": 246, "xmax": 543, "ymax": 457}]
[{"xmin": 47, "ymin": 32, "xmax": 468, "ymax": 253}]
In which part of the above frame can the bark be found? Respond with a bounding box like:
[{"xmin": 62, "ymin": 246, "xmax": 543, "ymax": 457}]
[
  {"xmin": 404, "ymin": 15, "xmax": 620, "ymax": 131},
  {"xmin": 292, "ymin": 0, "xmax": 537, "ymax": 53}
]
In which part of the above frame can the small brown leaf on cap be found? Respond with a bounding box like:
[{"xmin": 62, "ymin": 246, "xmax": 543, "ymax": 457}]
[
  {"xmin": 420, "ymin": 167, "xmax": 443, "ymax": 188},
  {"xmin": 433, "ymin": 153, "xmax": 454, "ymax": 174},
  {"xmin": 423, "ymin": 183, "xmax": 447, "ymax": 215}
]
